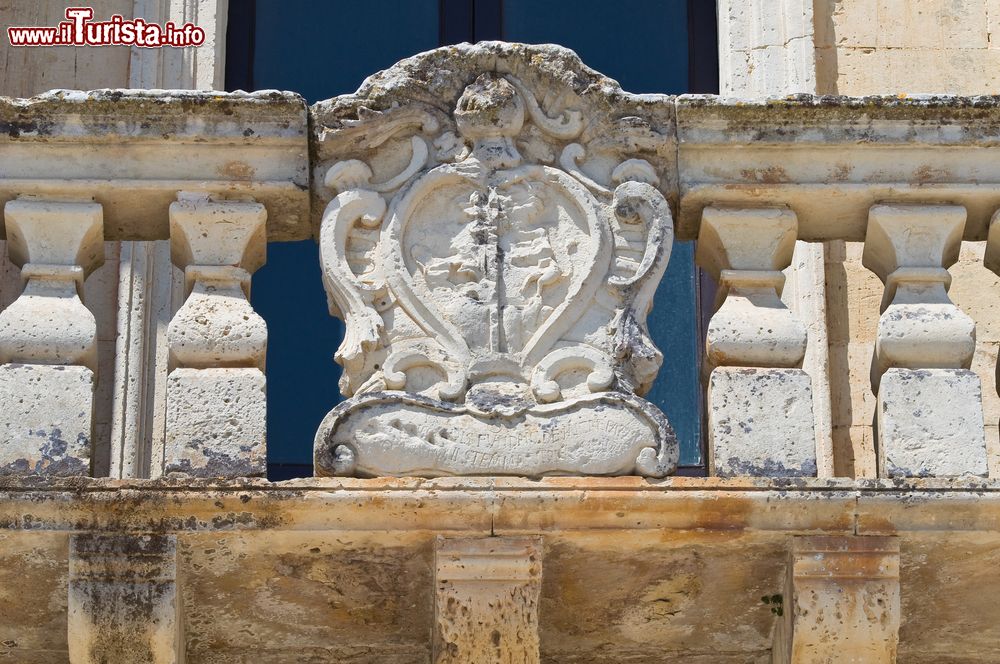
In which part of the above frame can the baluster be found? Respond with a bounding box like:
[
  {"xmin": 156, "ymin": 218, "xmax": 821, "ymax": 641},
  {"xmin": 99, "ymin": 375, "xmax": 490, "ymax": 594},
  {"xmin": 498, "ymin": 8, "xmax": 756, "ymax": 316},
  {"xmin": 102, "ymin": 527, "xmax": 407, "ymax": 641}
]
[
  {"xmin": 697, "ymin": 206, "xmax": 817, "ymax": 477},
  {"xmin": 0, "ymin": 199, "xmax": 104, "ymax": 476},
  {"xmin": 164, "ymin": 193, "xmax": 267, "ymax": 478},
  {"xmin": 863, "ymin": 204, "xmax": 986, "ymax": 477}
]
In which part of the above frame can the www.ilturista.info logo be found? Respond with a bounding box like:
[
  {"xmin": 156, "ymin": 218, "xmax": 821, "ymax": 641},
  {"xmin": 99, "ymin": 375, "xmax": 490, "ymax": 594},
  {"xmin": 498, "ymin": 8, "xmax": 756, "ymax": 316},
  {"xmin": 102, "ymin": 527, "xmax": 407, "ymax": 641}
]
[{"xmin": 7, "ymin": 7, "xmax": 206, "ymax": 47}]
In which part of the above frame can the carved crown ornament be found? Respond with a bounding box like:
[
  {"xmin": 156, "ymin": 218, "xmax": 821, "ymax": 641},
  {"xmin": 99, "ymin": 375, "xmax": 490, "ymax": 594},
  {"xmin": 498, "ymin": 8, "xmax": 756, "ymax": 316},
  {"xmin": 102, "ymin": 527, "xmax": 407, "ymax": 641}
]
[{"xmin": 310, "ymin": 42, "xmax": 679, "ymax": 478}]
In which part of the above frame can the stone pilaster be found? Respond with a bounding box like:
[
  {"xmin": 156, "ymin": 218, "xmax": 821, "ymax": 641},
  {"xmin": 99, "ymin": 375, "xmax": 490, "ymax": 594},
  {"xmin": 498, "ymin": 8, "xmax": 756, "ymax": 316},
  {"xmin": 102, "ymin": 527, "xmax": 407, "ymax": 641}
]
[
  {"xmin": 773, "ymin": 536, "xmax": 900, "ymax": 664},
  {"xmin": 980, "ymin": 208, "xmax": 1000, "ymax": 451},
  {"xmin": 434, "ymin": 537, "xmax": 542, "ymax": 664},
  {"xmin": 864, "ymin": 204, "xmax": 986, "ymax": 477},
  {"xmin": 696, "ymin": 206, "xmax": 816, "ymax": 477},
  {"xmin": 164, "ymin": 193, "xmax": 267, "ymax": 478},
  {"xmin": 68, "ymin": 533, "xmax": 182, "ymax": 664},
  {"xmin": 0, "ymin": 199, "xmax": 104, "ymax": 476}
]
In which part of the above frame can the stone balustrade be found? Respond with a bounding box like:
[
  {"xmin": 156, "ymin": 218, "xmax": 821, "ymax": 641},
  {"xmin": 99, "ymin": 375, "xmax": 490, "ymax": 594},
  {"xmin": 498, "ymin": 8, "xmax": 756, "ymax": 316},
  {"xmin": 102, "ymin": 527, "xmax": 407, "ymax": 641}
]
[
  {"xmin": 0, "ymin": 46, "xmax": 999, "ymax": 483},
  {"xmin": 163, "ymin": 193, "xmax": 268, "ymax": 477},
  {"xmin": 0, "ymin": 199, "xmax": 104, "ymax": 475},
  {"xmin": 863, "ymin": 204, "xmax": 986, "ymax": 477},
  {"xmin": 4, "ymin": 43, "xmax": 1000, "ymax": 664},
  {"xmin": 0, "ymin": 89, "xmax": 307, "ymax": 480},
  {"xmin": 696, "ymin": 206, "xmax": 816, "ymax": 477}
]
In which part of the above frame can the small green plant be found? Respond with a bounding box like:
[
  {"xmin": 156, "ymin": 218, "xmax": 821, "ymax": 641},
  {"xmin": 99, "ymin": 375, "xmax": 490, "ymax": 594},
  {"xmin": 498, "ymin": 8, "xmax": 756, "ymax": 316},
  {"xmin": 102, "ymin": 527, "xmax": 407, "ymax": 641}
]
[{"xmin": 761, "ymin": 593, "xmax": 783, "ymax": 617}]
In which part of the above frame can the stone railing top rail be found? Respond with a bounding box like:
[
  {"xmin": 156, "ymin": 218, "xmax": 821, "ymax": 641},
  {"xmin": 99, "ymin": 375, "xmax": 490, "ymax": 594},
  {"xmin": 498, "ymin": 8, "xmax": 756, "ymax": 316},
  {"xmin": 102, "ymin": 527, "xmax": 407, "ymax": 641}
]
[
  {"xmin": 676, "ymin": 92, "xmax": 1000, "ymax": 241},
  {"xmin": 6, "ymin": 43, "xmax": 1000, "ymax": 244},
  {"xmin": 0, "ymin": 89, "xmax": 310, "ymax": 241}
]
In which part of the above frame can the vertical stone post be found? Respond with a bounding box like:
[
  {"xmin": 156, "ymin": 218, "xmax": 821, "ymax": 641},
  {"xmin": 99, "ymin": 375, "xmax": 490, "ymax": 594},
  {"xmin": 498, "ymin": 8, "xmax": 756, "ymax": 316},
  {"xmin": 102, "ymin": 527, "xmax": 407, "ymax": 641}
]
[
  {"xmin": 773, "ymin": 536, "xmax": 900, "ymax": 664},
  {"xmin": 164, "ymin": 193, "xmax": 267, "ymax": 478},
  {"xmin": 863, "ymin": 204, "xmax": 986, "ymax": 477},
  {"xmin": 980, "ymin": 208, "xmax": 1000, "ymax": 448},
  {"xmin": 434, "ymin": 537, "xmax": 542, "ymax": 664},
  {"xmin": 68, "ymin": 533, "xmax": 182, "ymax": 664},
  {"xmin": 696, "ymin": 206, "xmax": 817, "ymax": 477},
  {"xmin": 0, "ymin": 199, "xmax": 104, "ymax": 476}
]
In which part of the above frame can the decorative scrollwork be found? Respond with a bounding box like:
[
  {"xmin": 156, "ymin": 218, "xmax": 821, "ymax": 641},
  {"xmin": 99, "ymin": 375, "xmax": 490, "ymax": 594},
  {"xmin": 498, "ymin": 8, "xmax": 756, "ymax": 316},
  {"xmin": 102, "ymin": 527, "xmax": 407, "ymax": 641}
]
[{"xmin": 312, "ymin": 43, "xmax": 679, "ymax": 478}]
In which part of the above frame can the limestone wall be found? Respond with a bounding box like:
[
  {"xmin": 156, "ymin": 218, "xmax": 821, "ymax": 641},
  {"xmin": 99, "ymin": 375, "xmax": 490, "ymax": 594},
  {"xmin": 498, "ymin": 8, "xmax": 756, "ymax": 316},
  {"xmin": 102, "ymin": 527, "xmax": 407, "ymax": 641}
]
[
  {"xmin": 817, "ymin": 0, "xmax": 1000, "ymax": 95},
  {"xmin": 817, "ymin": 1, "xmax": 1000, "ymax": 476},
  {"xmin": 718, "ymin": 0, "xmax": 1000, "ymax": 477},
  {"xmin": 0, "ymin": 0, "xmax": 133, "ymax": 97}
]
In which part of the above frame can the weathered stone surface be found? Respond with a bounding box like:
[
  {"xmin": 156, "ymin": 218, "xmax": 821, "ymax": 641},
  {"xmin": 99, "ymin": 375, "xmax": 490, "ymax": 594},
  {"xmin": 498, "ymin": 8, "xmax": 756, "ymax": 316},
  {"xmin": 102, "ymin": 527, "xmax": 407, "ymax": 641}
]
[
  {"xmin": 165, "ymin": 194, "xmax": 268, "ymax": 478},
  {"xmin": 675, "ymin": 95, "xmax": 1000, "ymax": 242},
  {"xmin": 68, "ymin": 533, "xmax": 180, "ymax": 664},
  {"xmin": 699, "ymin": 207, "xmax": 807, "ymax": 370},
  {"xmin": 164, "ymin": 368, "xmax": 266, "ymax": 478},
  {"xmin": 434, "ymin": 537, "xmax": 541, "ymax": 664},
  {"xmin": 707, "ymin": 368, "xmax": 817, "ymax": 477},
  {"xmin": 697, "ymin": 207, "xmax": 816, "ymax": 478},
  {"xmin": 0, "ymin": 200, "xmax": 104, "ymax": 370},
  {"xmin": 2, "ymin": 478, "xmax": 999, "ymax": 662},
  {"xmin": 312, "ymin": 42, "xmax": 678, "ymax": 477},
  {"xmin": 774, "ymin": 535, "xmax": 899, "ymax": 664},
  {"xmin": 0, "ymin": 89, "xmax": 309, "ymax": 242},
  {"xmin": 878, "ymin": 368, "xmax": 988, "ymax": 477},
  {"xmin": 861, "ymin": 205, "xmax": 988, "ymax": 478},
  {"xmin": 0, "ymin": 363, "xmax": 93, "ymax": 476},
  {"xmin": 318, "ymin": 392, "xmax": 675, "ymax": 478}
]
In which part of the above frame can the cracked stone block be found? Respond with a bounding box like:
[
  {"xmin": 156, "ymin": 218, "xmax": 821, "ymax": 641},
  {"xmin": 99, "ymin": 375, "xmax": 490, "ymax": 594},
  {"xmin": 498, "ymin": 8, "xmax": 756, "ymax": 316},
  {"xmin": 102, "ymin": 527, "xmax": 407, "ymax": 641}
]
[
  {"xmin": 878, "ymin": 368, "xmax": 987, "ymax": 477},
  {"xmin": 164, "ymin": 367, "xmax": 266, "ymax": 478},
  {"xmin": 708, "ymin": 367, "xmax": 817, "ymax": 477},
  {"xmin": 0, "ymin": 363, "xmax": 93, "ymax": 476}
]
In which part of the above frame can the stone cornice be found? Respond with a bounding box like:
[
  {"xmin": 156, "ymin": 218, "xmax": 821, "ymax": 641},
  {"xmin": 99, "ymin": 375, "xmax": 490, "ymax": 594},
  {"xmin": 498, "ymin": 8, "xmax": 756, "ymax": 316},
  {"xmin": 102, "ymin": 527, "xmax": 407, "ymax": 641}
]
[
  {"xmin": 1, "ymin": 476, "xmax": 999, "ymax": 533},
  {"xmin": 676, "ymin": 93, "xmax": 1000, "ymax": 241},
  {"xmin": 0, "ymin": 89, "xmax": 311, "ymax": 241},
  {"xmin": 4, "ymin": 83, "xmax": 1000, "ymax": 246}
]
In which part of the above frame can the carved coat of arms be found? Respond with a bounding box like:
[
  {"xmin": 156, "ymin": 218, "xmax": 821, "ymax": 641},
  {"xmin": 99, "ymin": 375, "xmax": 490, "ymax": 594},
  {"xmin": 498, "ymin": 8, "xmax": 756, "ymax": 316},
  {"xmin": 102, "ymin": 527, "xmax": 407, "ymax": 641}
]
[{"xmin": 310, "ymin": 43, "xmax": 678, "ymax": 477}]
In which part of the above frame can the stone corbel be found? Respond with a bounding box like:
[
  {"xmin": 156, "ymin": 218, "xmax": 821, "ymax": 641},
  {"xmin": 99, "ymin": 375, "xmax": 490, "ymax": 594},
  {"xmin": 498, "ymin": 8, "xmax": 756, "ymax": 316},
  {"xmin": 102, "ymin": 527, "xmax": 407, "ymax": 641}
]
[
  {"xmin": 68, "ymin": 533, "xmax": 182, "ymax": 663},
  {"xmin": 773, "ymin": 536, "xmax": 900, "ymax": 663},
  {"xmin": 164, "ymin": 192, "xmax": 267, "ymax": 478},
  {"xmin": 0, "ymin": 199, "xmax": 104, "ymax": 476},
  {"xmin": 863, "ymin": 204, "xmax": 986, "ymax": 477},
  {"xmin": 696, "ymin": 206, "xmax": 817, "ymax": 477},
  {"xmin": 434, "ymin": 537, "xmax": 542, "ymax": 664}
]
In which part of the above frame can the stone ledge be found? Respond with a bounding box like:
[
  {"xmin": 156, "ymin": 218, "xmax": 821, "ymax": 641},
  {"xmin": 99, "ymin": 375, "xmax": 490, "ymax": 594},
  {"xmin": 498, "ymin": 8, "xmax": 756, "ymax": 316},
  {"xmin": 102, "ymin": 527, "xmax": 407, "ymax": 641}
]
[
  {"xmin": 1, "ymin": 476, "xmax": 999, "ymax": 534},
  {"xmin": 0, "ymin": 89, "xmax": 310, "ymax": 241},
  {"xmin": 1, "ymin": 476, "xmax": 999, "ymax": 662}
]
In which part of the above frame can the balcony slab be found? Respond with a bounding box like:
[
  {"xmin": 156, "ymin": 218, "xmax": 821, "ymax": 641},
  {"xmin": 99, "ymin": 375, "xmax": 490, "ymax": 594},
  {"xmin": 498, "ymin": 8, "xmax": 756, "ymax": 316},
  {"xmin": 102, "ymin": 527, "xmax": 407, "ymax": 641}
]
[{"xmin": 0, "ymin": 477, "xmax": 999, "ymax": 662}]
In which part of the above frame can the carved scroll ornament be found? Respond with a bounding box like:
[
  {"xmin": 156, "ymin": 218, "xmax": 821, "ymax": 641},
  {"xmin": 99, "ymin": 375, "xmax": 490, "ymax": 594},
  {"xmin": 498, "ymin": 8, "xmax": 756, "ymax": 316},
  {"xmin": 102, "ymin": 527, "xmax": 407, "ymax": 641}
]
[{"xmin": 311, "ymin": 43, "xmax": 678, "ymax": 477}]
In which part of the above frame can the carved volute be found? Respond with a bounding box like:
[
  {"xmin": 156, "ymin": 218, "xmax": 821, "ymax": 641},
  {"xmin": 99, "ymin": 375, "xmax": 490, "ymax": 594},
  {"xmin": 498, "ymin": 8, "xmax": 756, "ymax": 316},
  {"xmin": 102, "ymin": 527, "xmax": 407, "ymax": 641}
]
[{"xmin": 310, "ymin": 42, "xmax": 678, "ymax": 478}]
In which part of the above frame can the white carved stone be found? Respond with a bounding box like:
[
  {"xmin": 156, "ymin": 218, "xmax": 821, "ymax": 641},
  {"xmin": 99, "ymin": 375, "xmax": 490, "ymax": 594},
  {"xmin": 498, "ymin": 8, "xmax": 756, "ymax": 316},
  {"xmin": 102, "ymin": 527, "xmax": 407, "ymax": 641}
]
[
  {"xmin": 164, "ymin": 194, "xmax": 267, "ymax": 478},
  {"xmin": 434, "ymin": 537, "xmax": 541, "ymax": 664},
  {"xmin": 68, "ymin": 533, "xmax": 182, "ymax": 664},
  {"xmin": 864, "ymin": 204, "xmax": 987, "ymax": 477},
  {"xmin": 697, "ymin": 206, "xmax": 817, "ymax": 477},
  {"xmin": 0, "ymin": 199, "xmax": 104, "ymax": 476},
  {"xmin": 165, "ymin": 368, "xmax": 266, "ymax": 477},
  {"xmin": 878, "ymin": 368, "xmax": 987, "ymax": 477},
  {"xmin": 311, "ymin": 43, "xmax": 678, "ymax": 477},
  {"xmin": 773, "ymin": 536, "xmax": 900, "ymax": 664},
  {"xmin": 707, "ymin": 368, "xmax": 817, "ymax": 477}
]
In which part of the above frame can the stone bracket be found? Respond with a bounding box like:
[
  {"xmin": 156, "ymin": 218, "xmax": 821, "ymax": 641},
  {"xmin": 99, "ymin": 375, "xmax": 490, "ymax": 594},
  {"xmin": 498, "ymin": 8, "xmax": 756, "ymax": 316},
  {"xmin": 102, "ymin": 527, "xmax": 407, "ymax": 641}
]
[
  {"xmin": 164, "ymin": 194, "xmax": 268, "ymax": 478},
  {"xmin": 434, "ymin": 537, "xmax": 542, "ymax": 664},
  {"xmin": 774, "ymin": 535, "xmax": 899, "ymax": 664},
  {"xmin": 68, "ymin": 533, "xmax": 182, "ymax": 664}
]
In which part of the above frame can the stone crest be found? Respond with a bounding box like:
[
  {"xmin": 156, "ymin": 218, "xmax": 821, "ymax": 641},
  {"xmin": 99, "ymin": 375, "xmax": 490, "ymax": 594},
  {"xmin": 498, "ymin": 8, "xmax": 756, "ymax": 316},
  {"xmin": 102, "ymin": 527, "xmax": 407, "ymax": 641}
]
[{"xmin": 311, "ymin": 43, "xmax": 678, "ymax": 477}]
